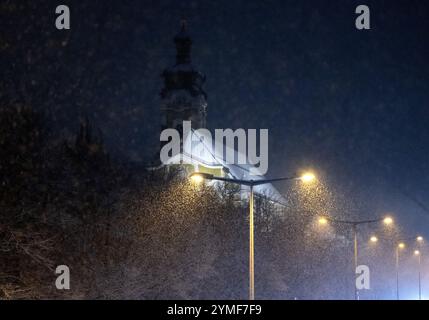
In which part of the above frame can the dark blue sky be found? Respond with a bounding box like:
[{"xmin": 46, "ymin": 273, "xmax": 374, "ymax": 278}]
[{"xmin": 4, "ymin": 0, "xmax": 429, "ymax": 235}]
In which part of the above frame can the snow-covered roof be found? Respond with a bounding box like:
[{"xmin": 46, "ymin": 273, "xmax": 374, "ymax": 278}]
[{"xmin": 163, "ymin": 128, "xmax": 287, "ymax": 205}]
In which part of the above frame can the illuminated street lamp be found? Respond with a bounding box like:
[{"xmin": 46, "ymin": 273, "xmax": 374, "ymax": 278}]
[
  {"xmin": 301, "ymin": 172, "xmax": 316, "ymax": 183},
  {"xmin": 318, "ymin": 217, "xmax": 328, "ymax": 225},
  {"xmin": 383, "ymin": 216, "xmax": 394, "ymax": 226},
  {"xmin": 370, "ymin": 236, "xmax": 378, "ymax": 243},
  {"xmin": 398, "ymin": 235, "xmax": 424, "ymax": 244},
  {"xmin": 190, "ymin": 174, "xmax": 204, "ymax": 184},
  {"xmin": 189, "ymin": 171, "xmax": 316, "ymax": 300},
  {"xmin": 317, "ymin": 215, "xmax": 394, "ymax": 300}
]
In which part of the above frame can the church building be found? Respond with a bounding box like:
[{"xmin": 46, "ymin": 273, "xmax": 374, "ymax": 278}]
[{"xmin": 158, "ymin": 20, "xmax": 285, "ymax": 204}]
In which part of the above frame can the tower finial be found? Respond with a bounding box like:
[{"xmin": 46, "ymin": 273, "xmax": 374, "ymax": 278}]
[
  {"xmin": 180, "ymin": 18, "xmax": 187, "ymax": 32},
  {"xmin": 174, "ymin": 18, "xmax": 192, "ymax": 65}
]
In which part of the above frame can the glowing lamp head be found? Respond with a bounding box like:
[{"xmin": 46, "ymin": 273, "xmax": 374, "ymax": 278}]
[
  {"xmin": 414, "ymin": 250, "xmax": 421, "ymax": 256},
  {"xmin": 318, "ymin": 217, "xmax": 328, "ymax": 226},
  {"xmin": 301, "ymin": 172, "xmax": 316, "ymax": 183},
  {"xmin": 383, "ymin": 216, "xmax": 393, "ymax": 226},
  {"xmin": 370, "ymin": 236, "xmax": 378, "ymax": 243},
  {"xmin": 398, "ymin": 243, "xmax": 405, "ymax": 249},
  {"xmin": 190, "ymin": 173, "xmax": 204, "ymax": 184},
  {"xmin": 417, "ymin": 236, "xmax": 424, "ymax": 242}
]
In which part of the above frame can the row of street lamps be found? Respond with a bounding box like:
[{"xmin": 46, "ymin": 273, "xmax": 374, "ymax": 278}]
[
  {"xmin": 317, "ymin": 216, "xmax": 424, "ymax": 300},
  {"xmin": 189, "ymin": 170, "xmax": 425, "ymax": 300},
  {"xmin": 367, "ymin": 235, "xmax": 424, "ymax": 300}
]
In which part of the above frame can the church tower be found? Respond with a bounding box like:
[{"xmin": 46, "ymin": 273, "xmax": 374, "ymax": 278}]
[{"xmin": 160, "ymin": 20, "xmax": 207, "ymax": 133}]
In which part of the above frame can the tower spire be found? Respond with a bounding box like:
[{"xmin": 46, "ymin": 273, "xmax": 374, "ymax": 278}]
[
  {"xmin": 180, "ymin": 18, "xmax": 187, "ymax": 32},
  {"xmin": 160, "ymin": 19, "xmax": 207, "ymax": 132},
  {"xmin": 174, "ymin": 19, "xmax": 192, "ymax": 65}
]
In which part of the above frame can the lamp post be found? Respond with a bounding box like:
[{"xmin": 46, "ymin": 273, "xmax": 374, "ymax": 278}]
[
  {"xmin": 318, "ymin": 215, "xmax": 393, "ymax": 300},
  {"xmin": 190, "ymin": 171, "xmax": 315, "ymax": 300},
  {"xmin": 395, "ymin": 242, "xmax": 405, "ymax": 300},
  {"xmin": 414, "ymin": 250, "xmax": 422, "ymax": 300}
]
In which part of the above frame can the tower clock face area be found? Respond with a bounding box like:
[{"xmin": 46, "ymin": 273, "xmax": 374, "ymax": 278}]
[{"xmin": 2, "ymin": 1, "xmax": 429, "ymax": 303}]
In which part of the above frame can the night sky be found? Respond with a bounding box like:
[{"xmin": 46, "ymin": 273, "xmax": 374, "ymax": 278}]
[{"xmin": 3, "ymin": 0, "xmax": 429, "ymax": 235}]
